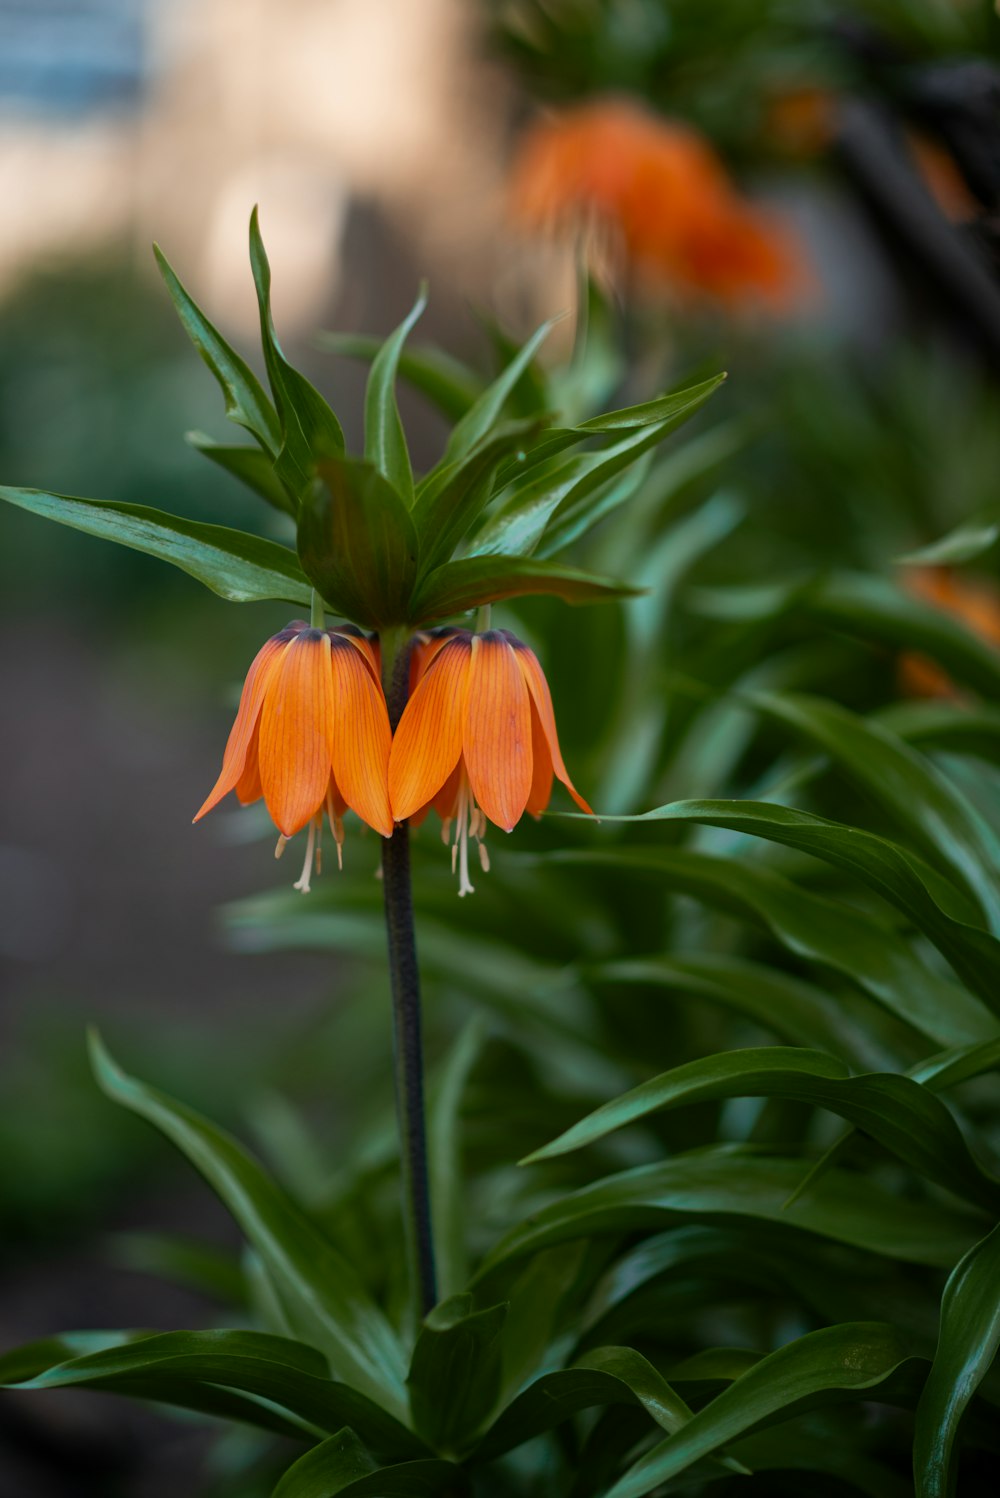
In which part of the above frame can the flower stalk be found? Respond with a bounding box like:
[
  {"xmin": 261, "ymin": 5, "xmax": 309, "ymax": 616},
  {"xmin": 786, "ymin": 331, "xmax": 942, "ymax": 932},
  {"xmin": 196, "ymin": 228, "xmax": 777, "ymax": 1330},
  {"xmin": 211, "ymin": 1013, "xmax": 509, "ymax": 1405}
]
[{"xmin": 379, "ymin": 624, "xmax": 438, "ymax": 1320}]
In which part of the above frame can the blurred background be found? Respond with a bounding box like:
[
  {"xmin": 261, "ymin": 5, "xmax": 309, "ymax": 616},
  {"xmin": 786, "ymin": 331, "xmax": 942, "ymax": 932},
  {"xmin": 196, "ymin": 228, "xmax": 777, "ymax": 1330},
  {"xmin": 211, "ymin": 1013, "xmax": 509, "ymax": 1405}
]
[{"xmin": 2, "ymin": 0, "xmax": 1000, "ymax": 1493}]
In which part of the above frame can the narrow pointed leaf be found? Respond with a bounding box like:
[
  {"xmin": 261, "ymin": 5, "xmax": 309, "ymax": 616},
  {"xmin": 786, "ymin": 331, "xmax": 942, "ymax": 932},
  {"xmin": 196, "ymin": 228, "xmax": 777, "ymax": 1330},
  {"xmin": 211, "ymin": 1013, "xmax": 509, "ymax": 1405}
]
[
  {"xmin": 364, "ymin": 289, "xmax": 427, "ymax": 507},
  {"xmin": 472, "ymin": 418, "xmax": 680, "ymax": 560},
  {"xmin": 317, "ymin": 332, "xmax": 482, "ymax": 422},
  {"xmin": 606, "ymin": 1324, "xmax": 916, "ymax": 1498},
  {"xmin": 551, "ymin": 848, "xmax": 995, "ymax": 1048},
  {"xmin": 412, "ymin": 419, "xmax": 544, "ymax": 576},
  {"xmin": 914, "ymin": 1221, "xmax": 1000, "ymax": 1498},
  {"xmin": 297, "ymin": 456, "xmax": 418, "ymax": 628},
  {"xmin": 524, "ymin": 1046, "xmax": 1000, "ymax": 1212},
  {"xmin": 479, "ymin": 1148, "xmax": 984, "ymax": 1277},
  {"xmin": 2, "ymin": 1328, "xmax": 422, "ymax": 1458},
  {"xmin": 750, "ymin": 691, "xmax": 1000, "ymax": 934},
  {"xmin": 574, "ymin": 372, "xmax": 726, "ymax": 432},
  {"xmin": 695, "ymin": 572, "xmax": 1000, "ymax": 698},
  {"xmin": 88, "ymin": 1033, "xmax": 408, "ymax": 1419},
  {"xmin": 592, "ymin": 953, "xmax": 887, "ymax": 1065},
  {"xmin": 410, "ymin": 554, "xmax": 639, "ymax": 622},
  {"xmin": 495, "ymin": 1243, "xmax": 590, "ymax": 1406},
  {"xmin": 0, "ymin": 486, "xmax": 311, "ymax": 604},
  {"xmin": 428, "ymin": 1020, "xmax": 487, "ymax": 1299},
  {"xmin": 474, "ymin": 1345, "xmax": 701, "ymax": 1462},
  {"xmin": 153, "ymin": 242, "xmax": 280, "ymax": 454},
  {"xmin": 576, "ymin": 801, "xmax": 1000, "ymax": 1017},
  {"xmin": 109, "ymin": 1230, "xmax": 245, "ymax": 1304},
  {"xmin": 0, "ymin": 1332, "xmax": 134, "ymax": 1385},
  {"xmin": 442, "ymin": 317, "xmax": 557, "ymax": 464},
  {"xmin": 407, "ymin": 1294, "xmax": 506, "ymax": 1452},
  {"xmin": 273, "ymin": 1433, "xmax": 461, "ymax": 1498},
  {"xmin": 248, "ymin": 208, "xmax": 345, "ymax": 500},
  {"xmin": 273, "ymin": 1428, "xmax": 375, "ymax": 1497},
  {"xmin": 899, "ymin": 512, "xmax": 1000, "ymax": 566},
  {"xmin": 186, "ymin": 432, "xmax": 295, "ymax": 515}
]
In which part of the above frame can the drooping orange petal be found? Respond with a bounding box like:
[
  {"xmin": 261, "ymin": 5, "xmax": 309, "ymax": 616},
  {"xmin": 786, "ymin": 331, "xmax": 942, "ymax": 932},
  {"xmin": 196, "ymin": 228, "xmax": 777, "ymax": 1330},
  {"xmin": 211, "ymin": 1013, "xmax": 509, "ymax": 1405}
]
[
  {"xmin": 193, "ymin": 628, "xmax": 297, "ymax": 822},
  {"xmin": 259, "ymin": 630, "xmax": 336, "ymax": 837},
  {"xmin": 334, "ymin": 626, "xmax": 381, "ymax": 683},
  {"xmin": 511, "ymin": 638, "xmax": 593, "ymax": 815},
  {"xmin": 525, "ymin": 700, "xmax": 555, "ymax": 816},
  {"xmin": 327, "ymin": 773, "xmax": 348, "ymax": 818},
  {"xmin": 234, "ymin": 719, "xmax": 264, "ymax": 805},
  {"xmin": 432, "ymin": 758, "xmax": 465, "ymax": 820},
  {"xmin": 389, "ymin": 637, "xmax": 471, "ymax": 821},
  {"xmin": 409, "ymin": 628, "xmax": 461, "ymax": 695},
  {"xmin": 464, "ymin": 633, "xmax": 533, "ymax": 832},
  {"xmin": 329, "ymin": 635, "xmax": 393, "ymax": 837}
]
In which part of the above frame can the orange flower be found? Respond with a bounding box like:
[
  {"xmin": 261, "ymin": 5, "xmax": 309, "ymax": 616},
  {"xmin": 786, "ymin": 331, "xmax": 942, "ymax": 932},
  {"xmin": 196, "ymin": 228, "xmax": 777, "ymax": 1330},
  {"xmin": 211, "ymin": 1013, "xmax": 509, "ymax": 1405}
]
[
  {"xmin": 907, "ymin": 131, "xmax": 978, "ymax": 224},
  {"xmin": 510, "ymin": 97, "xmax": 804, "ymax": 307},
  {"xmin": 389, "ymin": 629, "xmax": 592, "ymax": 896},
  {"xmin": 900, "ymin": 567, "xmax": 1000, "ymax": 700},
  {"xmin": 195, "ymin": 621, "xmax": 393, "ymax": 891}
]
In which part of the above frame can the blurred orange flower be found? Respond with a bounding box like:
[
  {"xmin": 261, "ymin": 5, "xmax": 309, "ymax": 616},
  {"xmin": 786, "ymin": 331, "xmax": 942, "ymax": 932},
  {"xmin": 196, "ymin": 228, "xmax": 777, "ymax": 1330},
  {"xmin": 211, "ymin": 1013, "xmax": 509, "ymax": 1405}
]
[
  {"xmin": 510, "ymin": 97, "xmax": 804, "ymax": 307},
  {"xmin": 764, "ymin": 85, "xmax": 835, "ymax": 159},
  {"xmin": 195, "ymin": 621, "xmax": 393, "ymax": 891},
  {"xmin": 907, "ymin": 131, "xmax": 979, "ymax": 224},
  {"xmin": 389, "ymin": 629, "xmax": 592, "ymax": 895},
  {"xmin": 901, "ymin": 567, "xmax": 1000, "ymax": 699}
]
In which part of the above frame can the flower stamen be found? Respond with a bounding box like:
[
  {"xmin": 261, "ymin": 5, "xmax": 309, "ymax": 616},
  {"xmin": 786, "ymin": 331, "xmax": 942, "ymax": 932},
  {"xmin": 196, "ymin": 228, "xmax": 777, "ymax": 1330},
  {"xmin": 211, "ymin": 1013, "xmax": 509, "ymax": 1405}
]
[
  {"xmin": 449, "ymin": 773, "xmax": 489, "ymax": 898},
  {"xmin": 326, "ymin": 789, "xmax": 345, "ymax": 871},
  {"xmin": 293, "ymin": 816, "xmax": 319, "ymax": 894},
  {"xmin": 274, "ymin": 834, "xmax": 289, "ymax": 860}
]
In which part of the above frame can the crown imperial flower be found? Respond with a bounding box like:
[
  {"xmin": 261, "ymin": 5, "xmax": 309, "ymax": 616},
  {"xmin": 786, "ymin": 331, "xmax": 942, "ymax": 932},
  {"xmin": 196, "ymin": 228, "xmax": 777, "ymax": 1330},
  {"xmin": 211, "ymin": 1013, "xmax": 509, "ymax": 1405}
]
[
  {"xmin": 195, "ymin": 621, "xmax": 393, "ymax": 890},
  {"xmin": 389, "ymin": 629, "xmax": 592, "ymax": 895},
  {"xmin": 511, "ymin": 98, "xmax": 803, "ymax": 307}
]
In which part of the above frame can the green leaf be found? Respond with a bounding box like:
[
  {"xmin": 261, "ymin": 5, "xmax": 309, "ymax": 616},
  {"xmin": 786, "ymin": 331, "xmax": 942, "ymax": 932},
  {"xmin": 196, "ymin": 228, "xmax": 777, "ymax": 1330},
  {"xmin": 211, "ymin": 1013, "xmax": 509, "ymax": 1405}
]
[
  {"xmin": 590, "ymin": 953, "xmax": 890, "ymax": 1066},
  {"xmin": 479, "ymin": 1147, "xmax": 983, "ymax": 1277},
  {"xmin": 915, "ymin": 1035, "xmax": 1000, "ymax": 1091},
  {"xmin": 494, "ymin": 1243, "xmax": 590, "ymax": 1405},
  {"xmin": 471, "ymin": 418, "xmax": 681, "ymax": 561},
  {"xmin": 441, "ymin": 318, "xmax": 557, "ymax": 464},
  {"xmin": 186, "ymin": 432, "xmax": 295, "ymax": 515},
  {"xmin": 410, "ymin": 554, "xmax": 640, "ymax": 623},
  {"xmin": 88, "ymin": 1033, "xmax": 408, "ymax": 1419},
  {"xmin": 2, "ymin": 1328, "xmax": 421, "ymax": 1458},
  {"xmin": 574, "ymin": 372, "xmax": 726, "ymax": 432},
  {"xmin": 552, "ymin": 848, "xmax": 995, "ymax": 1048},
  {"xmin": 914, "ymin": 1221, "xmax": 1000, "ymax": 1498},
  {"xmin": 0, "ymin": 1332, "xmax": 134, "ymax": 1385},
  {"xmin": 524, "ymin": 1046, "xmax": 1000, "ymax": 1213},
  {"xmin": 108, "ymin": 1231, "xmax": 245, "ymax": 1304},
  {"xmin": 428, "ymin": 1019, "xmax": 487, "ymax": 1299},
  {"xmin": 297, "ymin": 456, "xmax": 419, "ymax": 628},
  {"xmin": 364, "ymin": 288, "xmax": 427, "ymax": 507},
  {"xmin": 272, "ymin": 1430, "xmax": 461, "ymax": 1498},
  {"xmin": 273, "ymin": 1428, "xmax": 375, "ymax": 1497},
  {"xmin": 749, "ymin": 691, "xmax": 1000, "ymax": 935},
  {"xmin": 0, "ymin": 486, "xmax": 311, "ymax": 605},
  {"xmin": 407, "ymin": 1294, "xmax": 506, "ymax": 1453},
  {"xmin": 879, "ymin": 700, "xmax": 1000, "ymax": 765},
  {"xmin": 317, "ymin": 333, "xmax": 482, "ymax": 422},
  {"xmin": 412, "ymin": 419, "xmax": 544, "ymax": 577},
  {"xmin": 248, "ymin": 208, "xmax": 346, "ymax": 499},
  {"xmin": 899, "ymin": 513, "xmax": 1000, "ymax": 566},
  {"xmin": 695, "ymin": 572, "xmax": 1000, "ymax": 698},
  {"xmin": 604, "ymin": 1323, "xmax": 916, "ymax": 1498},
  {"xmin": 473, "ymin": 1344, "xmax": 703, "ymax": 1462},
  {"xmin": 577, "ymin": 801, "xmax": 1000, "ymax": 1019},
  {"xmin": 153, "ymin": 242, "xmax": 281, "ymax": 454}
]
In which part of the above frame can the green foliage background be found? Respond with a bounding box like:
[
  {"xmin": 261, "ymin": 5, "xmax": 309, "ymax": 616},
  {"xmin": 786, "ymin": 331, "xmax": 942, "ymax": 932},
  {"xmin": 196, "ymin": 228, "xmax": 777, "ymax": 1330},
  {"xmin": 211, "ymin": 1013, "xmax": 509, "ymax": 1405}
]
[{"xmin": 4, "ymin": 3, "xmax": 1000, "ymax": 1497}]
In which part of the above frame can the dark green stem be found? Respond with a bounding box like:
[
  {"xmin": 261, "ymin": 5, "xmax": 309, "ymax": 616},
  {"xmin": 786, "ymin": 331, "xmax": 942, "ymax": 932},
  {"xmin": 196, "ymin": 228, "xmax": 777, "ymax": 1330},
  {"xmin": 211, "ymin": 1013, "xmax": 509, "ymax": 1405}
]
[{"xmin": 380, "ymin": 627, "xmax": 438, "ymax": 1319}]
